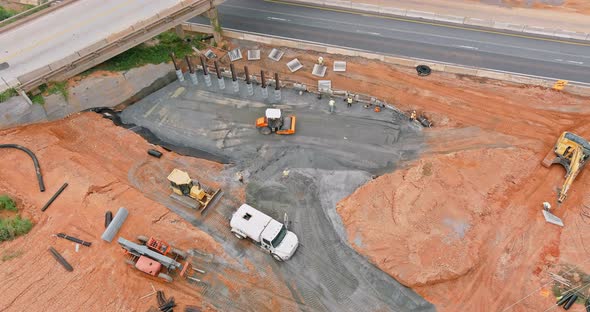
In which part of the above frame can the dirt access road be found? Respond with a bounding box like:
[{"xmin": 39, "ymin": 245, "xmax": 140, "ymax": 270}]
[{"xmin": 119, "ymin": 79, "xmax": 434, "ymax": 311}]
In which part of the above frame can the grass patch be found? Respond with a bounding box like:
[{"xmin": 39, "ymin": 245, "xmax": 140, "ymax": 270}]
[
  {"xmin": 46, "ymin": 81, "xmax": 68, "ymax": 100},
  {"xmin": 28, "ymin": 92, "xmax": 45, "ymax": 105},
  {"xmin": 0, "ymin": 88, "xmax": 17, "ymax": 103},
  {"xmin": 1, "ymin": 249, "xmax": 23, "ymax": 262},
  {"xmin": 0, "ymin": 6, "xmax": 17, "ymax": 22},
  {"xmin": 0, "ymin": 215, "xmax": 33, "ymax": 242},
  {"xmin": 0, "ymin": 195, "xmax": 16, "ymax": 212},
  {"xmin": 90, "ymin": 31, "xmax": 193, "ymax": 73}
]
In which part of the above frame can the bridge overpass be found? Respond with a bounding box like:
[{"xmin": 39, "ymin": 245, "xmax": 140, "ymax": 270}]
[{"xmin": 0, "ymin": 0, "xmax": 223, "ymax": 93}]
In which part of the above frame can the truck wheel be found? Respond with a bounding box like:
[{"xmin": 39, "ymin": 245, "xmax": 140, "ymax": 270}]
[
  {"xmin": 171, "ymin": 248, "xmax": 187, "ymax": 259},
  {"xmin": 272, "ymin": 254, "xmax": 284, "ymax": 262},
  {"xmin": 137, "ymin": 235, "xmax": 149, "ymax": 245},
  {"xmin": 260, "ymin": 127, "xmax": 272, "ymax": 135},
  {"xmin": 233, "ymin": 233, "xmax": 245, "ymax": 239},
  {"xmin": 158, "ymin": 273, "xmax": 173, "ymax": 283}
]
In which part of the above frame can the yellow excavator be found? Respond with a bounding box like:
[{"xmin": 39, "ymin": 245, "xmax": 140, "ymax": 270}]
[
  {"xmin": 167, "ymin": 169, "xmax": 222, "ymax": 214},
  {"xmin": 542, "ymin": 132, "xmax": 590, "ymax": 203}
]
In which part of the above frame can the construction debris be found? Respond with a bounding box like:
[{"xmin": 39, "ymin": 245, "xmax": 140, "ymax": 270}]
[
  {"xmin": 286, "ymin": 58, "xmax": 303, "ymax": 72},
  {"xmin": 48, "ymin": 247, "xmax": 73, "ymax": 272},
  {"xmin": 56, "ymin": 233, "xmax": 91, "ymax": 247},
  {"xmin": 333, "ymin": 61, "xmax": 346, "ymax": 72},
  {"xmin": 148, "ymin": 149, "xmax": 163, "ymax": 158},
  {"xmin": 105, "ymin": 211, "xmax": 113, "ymax": 228},
  {"xmin": 139, "ymin": 283, "xmax": 157, "ymax": 300},
  {"xmin": 101, "ymin": 207, "xmax": 128, "ymax": 242},
  {"xmin": 0, "ymin": 144, "xmax": 45, "ymax": 192},
  {"xmin": 156, "ymin": 290, "xmax": 176, "ymax": 312},
  {"xmin": 247, "ymin": 49, "xmax": 260, "ymax": 60},
  {"xmin": 416, "ymin": 65, "xmax": 432, "ymax": 76},
  {"xmin": 41, "ymin": 182, "xmax": 68, "ymax": 212},
  {"xmin": 228, "ymin": 48, "xmax": 242, "ymax": 61},
  {"xmin": 268, "ymin": 48, "xmax": 284, "ymax": 61},
  {"xmin": 312, "ymin": 64, "xmax": 327, "ymax": 77}
]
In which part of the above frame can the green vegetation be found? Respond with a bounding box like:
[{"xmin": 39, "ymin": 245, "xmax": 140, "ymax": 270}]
[
  {"xmin": 0, "ymin": 195, "xmax": 33, "ymax": 242},
  {"xmin": 1, "ymin": 250, "xmax": 23, "ymax": 262},
  {"xmin": 28, "ymin": 93, "xmax": 45, "ymax": 105},
  {"xmin": 0, "ymin": 195, "xmax": 16, "ymax": 212},
  {"xmin": 46, "ymin": 81, "xmax": 68, "ymax": 100},
  {"xmin": 0, "ymin": 88, "xmax": 17, "ymax": 103},
  {"xmin": 0, "ymin": 6, "xmax": 17, "ymax": 22},
  {"xmin": 90, "ymin": 32, "xmax": 193, "ymax": 73},
  {"xmin": 0, "ymin": 215, "xmax": 33, "ymax": 242}
]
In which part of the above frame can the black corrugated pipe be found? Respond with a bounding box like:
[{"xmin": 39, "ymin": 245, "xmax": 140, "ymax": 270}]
[
  {"xmin": 0, "ymin": 144, "xmax": 45, "ymax": 192},
  {"xmin": 244, "ymin": 66, "xmax": 251, "ymax": 84},
  {"xmin": 48, "ymin": 247, "xmax": 73, "ymax": 272},
  {"xmin": 200, "ymin": 56, "xmax": 208, "ymax": 75},
  {"xmin": 563, "ymin": 294, "xmax": 578, "ymax": 310},
  {"xmin": 105, "ymin": 211, "xmax": 113, "ymax": 228},
  {"xmin": 260, "ymin": 70, "xmax": 266, "ymax": 88},
  {"xmin": 185, "ymin": 55, "xmax": 194, "ymax": 74},
  {"xmin": 230, "ymin": 63, "xmax": 237, "ymax": 82},
  {"xmin": 170, "ymin": 52, "xmax": 179, "ymax": 70},
  {"xmin": 213, "ymin": 61, "xmax": 221, "ymax": 79},
  {"xmin": 557, "ymin": 292, "xmax": 574, "ymax": 306},
  {"xmin": 275, "ymin": 73, "xmax": 280, "ymax": 90},
  {"xmin": 56, "ymin": 233, "xmax": 92, "ymax": 247},
  {"xmin": 41, "ymin": 182, "xmax": 68, "ymax": 212}
]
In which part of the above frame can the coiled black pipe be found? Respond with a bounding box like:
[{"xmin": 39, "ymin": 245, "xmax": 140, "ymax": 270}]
[{"xmin": 0, "ymin": 144, "xmax": 45, "ymax": 192}]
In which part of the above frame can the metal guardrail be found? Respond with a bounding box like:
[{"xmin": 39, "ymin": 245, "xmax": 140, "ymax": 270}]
[{"xmin": 15, "ymin": 0, "xmax": 222, "ymax": 92}]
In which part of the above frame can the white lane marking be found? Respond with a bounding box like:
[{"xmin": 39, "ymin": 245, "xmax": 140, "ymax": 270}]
[
  {"xmin": 554, "ymin": 58, "xmax": 584, "ymax": 65},
  {"xmin": 355, "ymin": 30, "xmax": 381, "ymax": 36},
  {"xmin": 223, "ymin": 3, "xmax": 590, "ymax": 62},
  {"xmin": 267, "ymin": 16, "xmax": 289, "ymax": 22},
  {"xmin": 456, "ymin": 45, "xmax": 479, "ymax": 50}
]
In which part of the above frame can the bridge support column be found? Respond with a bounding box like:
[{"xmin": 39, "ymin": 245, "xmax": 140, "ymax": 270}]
[
  {"xmin": 206, "ymin": 7, "xmax": 222, "ymax": 44},
  {"xmin": 174, "ymin": 25, "xmax": 185, "ymax": 39}
]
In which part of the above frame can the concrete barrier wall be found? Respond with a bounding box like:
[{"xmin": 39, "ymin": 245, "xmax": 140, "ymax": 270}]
[
  {"xmin": 183, "ymin": 24, "xmax": 590, "ymax": 97},
  {"xmin": 281, "ymin": 0, "xmax": 590, "ymax": 41}
]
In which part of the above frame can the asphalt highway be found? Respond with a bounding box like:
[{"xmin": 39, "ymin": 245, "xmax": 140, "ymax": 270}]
[{"xmin": 189, "ymin": 0, "xmax": 590, "ymax": 84}]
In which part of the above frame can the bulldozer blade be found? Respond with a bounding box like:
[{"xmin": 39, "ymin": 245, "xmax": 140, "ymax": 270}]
[
  {"xmin": 542, "ymin": 210, "xmax": 564, "ymax": 227},
  {"xmin": 170, "ymin": 193, "xmax": 200, "ymax": 209},
  {"xmin": 201, "ymin": 189, "xmax": 223, "ymax": 214}
]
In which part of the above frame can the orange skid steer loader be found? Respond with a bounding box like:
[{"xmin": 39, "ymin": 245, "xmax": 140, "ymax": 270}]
[{"xmin": 256, "ymin": 108, "xmax": 296, "ymax": 135}]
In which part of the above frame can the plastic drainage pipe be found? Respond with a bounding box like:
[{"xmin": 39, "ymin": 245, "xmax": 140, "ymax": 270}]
[{"xmin": 0, "ymin": 144, "xmax": 45, "ymax": 192}]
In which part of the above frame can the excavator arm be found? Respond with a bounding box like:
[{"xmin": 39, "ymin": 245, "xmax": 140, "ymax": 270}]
[{"xmin": 558, "ymin": 145, "xmax": 583, "ymax": 203}]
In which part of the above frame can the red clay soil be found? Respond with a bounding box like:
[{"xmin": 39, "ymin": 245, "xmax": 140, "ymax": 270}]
[
  {"xmin": 467, "ymin": 0, "xmax": 590, "ymax": 14},
  {"xmin": 217, "ymin": 42, "xmax": 590, "ymax": 311},
  {"xmin": 0, "ymin": 113, "xmax": 291, "ymax": 312}
]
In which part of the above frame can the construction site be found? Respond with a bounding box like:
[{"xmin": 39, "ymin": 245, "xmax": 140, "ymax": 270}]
[{"xmin": 1, "ymin": 0, "xmax": 590, "ymax": 311}]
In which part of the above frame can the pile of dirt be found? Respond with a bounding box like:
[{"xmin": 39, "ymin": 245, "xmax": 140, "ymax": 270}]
[{"xmin": 0, "ymin": 113, "xmax": 289, "ymax": 311}]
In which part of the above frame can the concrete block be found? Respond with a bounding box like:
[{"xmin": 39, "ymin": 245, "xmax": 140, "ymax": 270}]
[
  {"xmin": 464, "ymin": 17, "xmax": 494, "ymax": 28},
  {"xmin": 443, "ymin": 65, "xmax": 477, "ymax": 76},
  {"xmin": 553, "ymin": 30, "xmax": 588, "ymax": 40},
  {"xmin": 406, "ymin": 10, "xmax": 435, "ymax": 20},
  {"xmin": 324, "ymin": 0, "xmax": 351, "ymax": 9},
  {"xmin": 222, "ymin": 29, "xmax": 244, "ymax": 39},
  {"xmin": 76, "ymin": 39, "xmax": 108, "ymax": 58},
  {"xmin": 17, "ymin": 66, "xmax": 52, "ymax": 84},
  {"xmin": 379, "ymin": 7, "xmax": 407, "ymax": 16},
  {"xmin": 433, "ymin": 14, "xmax": 464, "ymax": 24},
  {"xmin": 326, "ymin": 47, "xmax": 357, "ymax": 56},
  {"xmin": 475, "ymin": 70, "xmax": 512, "ymax": 81},
  {"xmin": 352, "ymin": 3, "xmax": 379, "ymax": 13},
  {"xmin": 183, "ymin": 23, "xmax": 213, "ymax": 34},
  {"xmin": 48, "ymin": 53, "xmax": 80, "ymax": 71},
  {"xmin": 523, "ymin": 26, "xmax": 556, "ymax": 37},
  {"xmin": 243, "ymin": 34, "xmax": 272, "ymax": 44},
  {"xmin": 383, "ymin": 56, "xmax": 415, "ymax": 67},
  {"xmin": 356, "ymin": 51, "xmax": 384, "ymax": 61},
  {"xmin": 492, "ymin": 22, "xmax": 524, "ymax": 32}
]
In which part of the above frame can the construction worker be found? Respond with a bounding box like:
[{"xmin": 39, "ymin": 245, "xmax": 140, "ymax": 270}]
[
  {"xmin": 347, "ymin": 95, "xmax": 353, "ymax": 108},
  {"xmin": 410, "ymin": 110, "xmax": 417, "ymax": 121},
  {"xmin": 328, "ymin": 98, "xmax": 335, "ymax": 113},
  {"xmin": 318, "ymin": 56, "xmax": 324, "ymax": 66}
]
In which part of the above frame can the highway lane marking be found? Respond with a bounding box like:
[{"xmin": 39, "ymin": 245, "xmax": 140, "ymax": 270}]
[
  {"xmin": 555, "ymin": 59, "xmax": 584, "ymax": 65},
  {"xmin": 355, "ymin": 30, "xmax": 381, "ymax": 36},
  {"xmin": 0, "ymin": 0, "xmax": 137, "ymax": 64},
  {"xmin": 267, "ymin": 16, "xmax": 290, "ymax": 22},
  {"xmin": 264, "ymin": 0, "xmax": 590, "ymax": 47},
  {"xmin": 456, "ymin": 45, "xmax": 479, "ymax": 50},
  {"xmin": 221, "ymin": 4, "xmax": 590, "ymax": 63}
]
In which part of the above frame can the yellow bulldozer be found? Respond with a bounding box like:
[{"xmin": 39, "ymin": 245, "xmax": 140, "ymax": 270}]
[
  {"xmin": 167, "ymin": 168, "xmax": 222, "ymax": 214},
  {"xmin": 542, "ymin": 132, "xmax": 590, "ymax": 203}
]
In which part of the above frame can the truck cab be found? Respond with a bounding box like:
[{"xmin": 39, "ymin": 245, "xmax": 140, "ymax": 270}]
[{"xmin": 230, "ymin": 204, "xmax": 299, "ymax": 261}]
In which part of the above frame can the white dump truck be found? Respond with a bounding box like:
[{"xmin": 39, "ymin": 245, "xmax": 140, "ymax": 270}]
[{"xmin": 230, "ymin": 204, "xmax": 299, "ymax": 261}]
